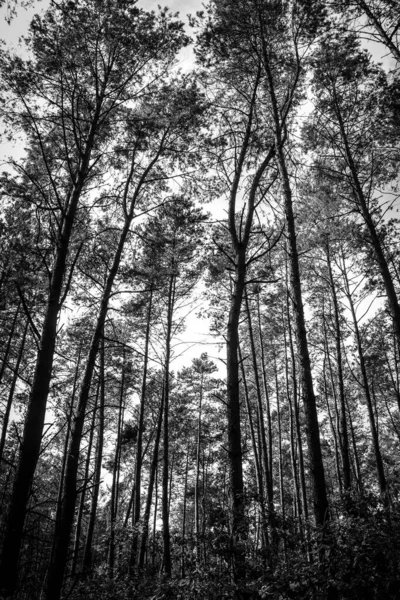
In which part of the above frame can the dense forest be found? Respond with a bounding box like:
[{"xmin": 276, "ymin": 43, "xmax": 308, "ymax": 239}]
[{"xmin": 0, "ymin": 0, "xmax": 400, "ymax": 598}]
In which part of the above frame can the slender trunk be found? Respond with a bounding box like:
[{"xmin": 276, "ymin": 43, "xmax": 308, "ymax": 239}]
[
  {"xmin": 82, "ymin": 337, "xmax": 105, "ymax": 573},
  {"xmin": 256, "ymin": 293, "xmax": 273, "ymax": 484},
  {"xmin": 226, "ymin": 246, "xmax": 247, "ymax": 578},
  {"xmin": 0, "ymin": 300, "xmax": 21, "ymax": 387},
  {"xmin": 239, "ymin": 347, "xmax": 268, "ymax": 554},
  {"xmin": 273, "ymin": 348, "xmax": 288, "ymax": 564},
  {"xmin": 244, "ymin": 291, "xmax": 275, "ymax": 539},
  {"xmin": 202, "ymin": 449, "xmax": 208, "ymax": 565},
  {"xmin": 285, "ymin": 294, "xmax": 308, "ymax": 521},
  {"xmin": 162, "ymin": 274, "xmax": 175, "ymax": 578},
  {"xmin": 152, "ymin": 467, "xmax": 159, "ymax": 571},
  {"xmin": 194, "ymin": 373, "xmax": 203, "ymax": 567},
  {"xmin": 261, "ymin": 31, "xmax": 329, "ymax": 524},
  {"xmin": 131, "ymin": 285, "xmax": 153, "ymax": 569},
  {"xmin": 346, "ymin": 396, "xmax": 363, "ymax": 492},
  {"xmin": 283, "ymin": 319, "xmax": 302, "ymax": 531},
  {"xmin": 0, "ymin": 320, "xmax": 28, "ymax": 467},
  {"xmin": 181, "ymin": 448, "xmax": 189, "ymax": 578},
  {"xmin": 109, "ymin": 359, "xmax": 125, "ymax": 579},
  {"xmin": 138, "ymin": 389, "xmax": 164, "ymax": 571},
  {"xmin": 341, "ymin": 253, "xmax": 386, "ymax": 495},
  {"xmin": 71, "ymin": 383, "xmax": 98, "ymax": 576},
  {"xmin": 322, "ymin": 346, "xmax": 343, "ymax": 496},
  {"xmin": 325, "ymin": 243, "xmax": 351, "ymax": 491},
  {"xmin": 335, "ymin": 96, "xmax": 400, "ymax": 355},
  {"xmin": 47, "ymin": 348, "xmax": 82, "ymax": 592}
]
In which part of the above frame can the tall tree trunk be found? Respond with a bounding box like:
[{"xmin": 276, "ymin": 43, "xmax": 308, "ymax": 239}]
[
  {"xmin": 341, "ymin": 253, "xmax": 387, "ymax": 496},
  {"xmin": 256, "ymin": 293, "xmax": 274, "ymax": 484},
  {"xmin": 0, "ymin": 300, "xmax": 21, "ymax": 387},
  {"xmin": 285, "ymin": 295, "xmax": 308, "ymax": 522},
  {"xmin": 346, "ymin": 396, "xmax": 363, "ymax": 492},
  {"xmin": 239, "ymin": 347, "xmax": 268, "ymax": 555},
  {"xmin": 194, "ymin": 372, "xmax": 204, "ymax": 567},
  {"xmin": 325, "ymin": 242, "xmax": 351, "ymax": 491},
  {"xmin": 71, "ymin": 382, "xmax": 98, "ymax": 576},
  {"xmin": 162, "ymin": 274, "xmax": 175, "ymax": 578},
  {"xmin": 0, "ymin": 320, "xmax": 28, "ymax": 468},
  {"xmin": 223, "ymin": 69, "xmax": 275, "ymax": 585},
  {"xmin": 138, "ymin": 389, "xmax": 164, "ymax": 571},
  {"xmin": 47, "ymin": 347, "xmax": 82, "ymax": 593},
  {"xmin": 82, "ymin": 336, "xmax": 105, "ymax": 573},
  {"xmin": 226, "ymin": 246, "xmax": 248, "ymax": 578},
  {"xmin": 244, "ymin": 291, "xmax": 275, "ymax": 540},
  {"xmin": 181, "ymin": 448, "xmax": 190, "ymax": 578},
  {"xmin": 283, "ymin": 316, "xmax": 302, "ymax": 532},
  {"xmin": 322, "ymin": 344, "xmax": 343, "ymax": 496},
  {"xmin": 273, "ymin": 348, "xmax": 288, "ymax": 563},
  {"xmin": 260, "ymin": 28, "xmax": 329, "ymax": 525},
  {"xmin": 131, "ymin": 285, "xmax": 153, "ymax": 569},
  {"xmin": 108, "ymin": 359, "xmax": 125, "ymax": 579},
  {"xmin": 334, "ymin": 96, "xmax": 400, "ymax": 354}
]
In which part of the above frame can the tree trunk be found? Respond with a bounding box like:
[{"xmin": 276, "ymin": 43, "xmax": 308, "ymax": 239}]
[
  {"xmin": 322, "ymin": 344, "xmax": 343, "ymax": 496},
  {"xmin": 226, "ymin": 246, "xmax": 247, "ymax": 578},
  {"xmin": 256, "ymin": 293, "xmax": 274, "ymax": 483},
  {"xmin": 260, "ymin": 29, "xmax": 329, "ymax": 525},
  {"xmin": 0, "ymin": 299, "xmax": 21, "ymax": 387},
  {"xmin": 341, "ymin": 253, "xmax": 387, "ymax": 495},
  {"xmin": 194, "ymin": 372, "xmax": 204, "ymax": 567},
  {"xmin": 244, "ymin": 291, "xmax": 275, "ymax": 543},
  {"xmin": 181, "ymin": 448, "xmax": 190, "ymax": 578},
  {"xmin": 0, "ymin": 320, "xmax": 28, "ymax": 468},
  {"xmin": 108, "ymin": 357, "xmax": 125, "ymax": 579},
  {"xmin": 285, "ymin": 295, "xmax": 308, "ymax": 523},
  {"xmin": 325, "ymin": 242, "xmax": 351, "ymax": 492},
  {"xmin": 138, "ymin": 389, "xmax": 164, "ymax": 571},
  {"xmin": 71, "ymin": 381, "xmax": 98, "ymax": 577},
  {"xmin": 82, "ymin": 336, "xmax": 105, "ymax": 573},
  {"xmin": 335, "ymin": 96, "xmax": 400, "ymax": 355},
  {"xmin": 131, "ymin": 285, "xmax": 153, "ymax": 569},
  {"xmin": 239, "ymin": 346, "xmax": 268, "ymax": 555},
  {"xmin": 162, "ymin": 274, "xmax": 175, "ymax": 578}
]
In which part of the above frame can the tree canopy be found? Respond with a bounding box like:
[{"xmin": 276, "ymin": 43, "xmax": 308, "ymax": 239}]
[{"xmin": 1, "ymin": 1, "xmax": 400, "ymax": 599}]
